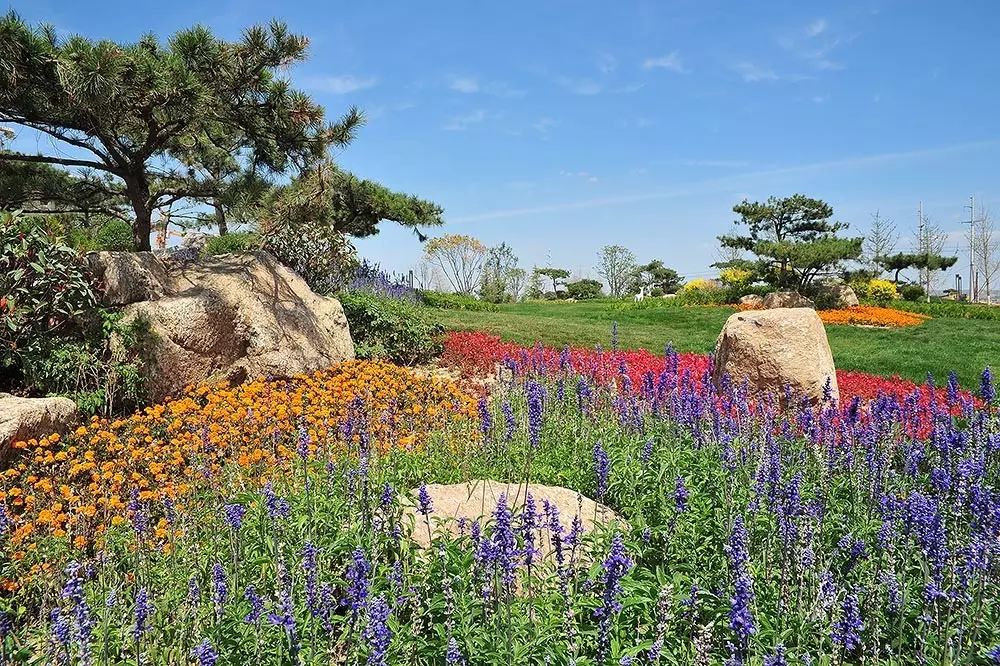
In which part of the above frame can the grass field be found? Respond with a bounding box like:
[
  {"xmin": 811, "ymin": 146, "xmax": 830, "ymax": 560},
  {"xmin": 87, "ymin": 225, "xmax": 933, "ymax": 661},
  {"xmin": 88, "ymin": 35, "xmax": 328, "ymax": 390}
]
[{"xmin": 431, "ymin": 300, "xmax": 1000, "ymax": 387}]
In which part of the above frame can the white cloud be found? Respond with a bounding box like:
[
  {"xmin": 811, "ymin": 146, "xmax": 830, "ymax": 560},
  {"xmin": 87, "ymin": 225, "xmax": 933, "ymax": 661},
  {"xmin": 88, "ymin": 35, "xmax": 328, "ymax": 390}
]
[
  {"xmin": 560, "ymin": 169, "xmax": 599, "ymax": 183},
  {"xmin": 806, "ymin": 19, "xmax": 828, "ymax": 37},
  {"xmin": 301, "ymin": 75, "xmax": 378, "ymax": 94},
  {"xmin": 642, "ymin": 52, "xmax": 686, "ymax": 73},
  {"xmin": 597, "ymin": 52, "xmax": 618, "ymax": 74},
  {"xmin": 734, "ymin": 62, "xmax": 779, "ymax": 82},
  {"xmin": 443, "ymin": 109, "xmax": 488, "ymax": 131},
  {"xmin": 450, "ymin": 77, "xmax": 479, "ymax": 93}
]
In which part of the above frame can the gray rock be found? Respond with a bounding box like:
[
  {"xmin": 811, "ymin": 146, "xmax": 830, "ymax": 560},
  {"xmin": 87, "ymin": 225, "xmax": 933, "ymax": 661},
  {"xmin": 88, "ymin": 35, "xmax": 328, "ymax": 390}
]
[
  {"xmin": 0, "ymin": 393, "xmax": 78, "ymax": 461},
  {"xmin": 762, "ymin": 291, "xmax": 815, "ymax": 309}
]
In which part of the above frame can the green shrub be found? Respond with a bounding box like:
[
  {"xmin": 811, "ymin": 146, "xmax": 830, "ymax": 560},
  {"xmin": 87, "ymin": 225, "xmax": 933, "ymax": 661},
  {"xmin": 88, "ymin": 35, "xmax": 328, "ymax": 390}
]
[
  {"xmin": 677, "ymin": 278, "xmax": 729, "ymax": 305},
  {"xmin": 419, "ymin": 290, "xmax": 499, "ymax": 312},
  {"xmin": 900, "ymin": 284, "xmax": 925, "ymax": 302},
  {"xmin": 202, "ymin": 231, "xmax": 261, "ymax": 257},
  {"xmin": 564, "ymin": 279, "xmax": 603, "ymax": 300},
  {"xmin": 0, "ymin": 212, "xmax": 97, "ymax": 364},
  {"xmin": 341, "ymin": 291, "xmax": 442, "ymax": 365},
  {"xmin": 95, "ymin": 218, "xmax": 135, "ymax": 251}
]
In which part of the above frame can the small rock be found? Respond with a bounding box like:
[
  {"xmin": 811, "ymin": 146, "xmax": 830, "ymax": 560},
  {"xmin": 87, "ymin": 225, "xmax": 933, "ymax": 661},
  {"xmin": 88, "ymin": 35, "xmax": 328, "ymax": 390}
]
[
  {"xmin": 762, "ymin": 291, "xmax": 815, "ymax": 309},
  {"xmin": 739, "ymin": 294, "xmax": 764, "ymax": 308},
  {"xmin": 0, "ymin": 393, "xmax": 78, "ymax": 462}
]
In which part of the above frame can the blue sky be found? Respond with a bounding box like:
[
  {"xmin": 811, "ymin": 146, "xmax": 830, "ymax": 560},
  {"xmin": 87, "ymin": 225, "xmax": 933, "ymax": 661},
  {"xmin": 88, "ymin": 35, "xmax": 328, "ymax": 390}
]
[{"xmin": 10, "ymin": 0, "xmax": 1000, "ymax": 281}]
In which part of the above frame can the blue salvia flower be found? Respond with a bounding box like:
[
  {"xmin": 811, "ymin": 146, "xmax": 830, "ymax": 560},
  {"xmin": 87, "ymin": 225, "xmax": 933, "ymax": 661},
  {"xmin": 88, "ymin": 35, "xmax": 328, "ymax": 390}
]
[
  {"xmin": 527, "ymin": 380, "xmax": 545, "ymax": 448},
  {"xmin": 673, "ymin": 477, "xmax": 689, "ymax": 513},
  {"xmin": 50, "ymin": 607, "xmax": 71, "ymax": 652},
  {"xmin": 379, "ymin": 483, "xmax": 395, "ymax": 510},
  {"xmin": 62, "ymin": 562, "xmax": 93, "ymax": 665},
  {"xmin": 262, "ymin": 483, "xmax": 290, "ymax": 522},
  {"xmin": 0, "ymin": 503, "xmax": 11, "ymax": 536},
  {"xmin": 445, "ymin": 636, "xmax": 466, "ymax": 665},
  {"xmin": 267, "ymin": 559, "xmax": 298, "ymax": 648},
  {"xmin": 502, "ymin": 401, "xmax": 516, "ymax": 442},
  {"xmin": 417, "ymin": 484, "xmax": 434, "ymax": 516},
  {"xmin": 132, "ymin": 587, "xmax": 153, "ymax": 642},
  {"xmin": 244, "ymin": 585, "xmax": 264, "ymax": 624},
  {"xmin": 981, "ymin": 367, "xmax": 995, "ymax": 404},
  {"xmin": 0, "ymin": 609, "xmax": 11, "ymax": 641},
  {"xmin": 127, "ymin": 489, "xmax": 148, "ymax": 536},
  {"xmin": 211, "ymin": 563, "xmax": 228, "ymax": 618},
  {"xmin": 521, "ymin": 493, "xmax": 539, "ymax": 567},
  {"xmin": 559, "ymin": 345, "xmax": 571, "ymax": 371},
  {"xmin": 593, "ymin": 442, "xmax": 610, "ymax": 501},
  {"xmin": 831, "ymin": 590, "xmax": 864, "ymax": 654},
  {"xmin": 302, "ymin": 542, "xmax": 320, "ymax": 616},
  {"xmin": 725, "ymin": 517, "xmax": 755, "ymax": 663},
  {"xmin": 187, "ymin": 576, "xmax": 200, "ymax": 606},
  {"xmin": 365, "ymin": 596, "xmax": 392, "ymax": 666},
  {"xmin": 594, "ymin": 533, "xmax": 634, "ymax": 666},
  {"xmin": 222, "ymin": 503, "xmax": 246, "ymax": 531},
  {"xmin": 947, "ymin": 370, "xmax": 960, "ymax": 405},
  {"xmin": 191, "ymin": 638, "xmax": 218, "ymax": 666},
  {"xmin": 492, "ymin": 495, "xmax": 519, "ymax": 593},
  {"xmin": 619, "ymin": 657, "xmax": 634, "ymax": 666},
  {"xmin": 880, "ymin": 572, "xmax": 901, "ymax": 614},
  {"xmin": 763, "ymin": 645, "xmax": 788, "ymax": 666},
  {"xmin": 478, "ymin": 397, "xmax": 492, "ymax": 440},
  {"xmin": 987, "ymin": 645, "xmax": 1000, "ymax": 664},
  {"xmin": 346, "ymin": 548, "xmax": 372, "ymax": 618},
  {"xmin": 296, "ymin": 422, "xmax": 311, "ymax": 460},
  {"xmin": 577, "ymin": 376, "xmax": 592, "ymax": 413},
  {"xmin": 640, "ymin": 439, "xmax": 654, "ymax": 465},
  {"xmin": 610, "ymin": 321, "xmax": 619, "ymax": 351}
]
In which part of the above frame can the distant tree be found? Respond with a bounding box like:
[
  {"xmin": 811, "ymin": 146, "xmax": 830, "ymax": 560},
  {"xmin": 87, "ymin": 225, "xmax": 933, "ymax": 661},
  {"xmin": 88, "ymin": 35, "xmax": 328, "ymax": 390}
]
[
  {"xmin": 507, "ymin": 267, "xmax": 527, "ymax": 302},
  {"xmin": 629, "ymin": 259, "xmax": 683, "ymax": 295},
  {"xmin": 970, "ymin": 205, "xmax": 1000, "ymax": 303},
  {"xmin": 878, "ymin": 252, "xmax": 958, "ymax": 285},
  {"xmin": 424, "ymin": 234, "xmax": 488, "ymax": 295},
  {"xmin": 0, "ymin": 14, "xmax": 361, "ymax": 250},
  {"xmin": 912, "ymin": 214, "xmax": 955, "ymax": 296},
  {"xmin": 479, "ymin": 243, "xmax": 520, "ymax": 303},
  {"xmin": 526, "ymin": 267, "xmax": 544, "ymax": 299},
  {"xmin": 719, "ymin": 194, "xmax": 863, "ymax": 290},
  {"xmin": 536, "ymin": 267, "xmax": 570, "ymax": 294},
  {"xmin": 864, "ymin": 211, "xmax": 898, "ymax": 275},
  {"xmin": 596, "ymin": 245, "xmax": 637, "ymax": 298},
  {"xmin": 565, "ymin": 278, "xmax": 603, "ymax": 300}
]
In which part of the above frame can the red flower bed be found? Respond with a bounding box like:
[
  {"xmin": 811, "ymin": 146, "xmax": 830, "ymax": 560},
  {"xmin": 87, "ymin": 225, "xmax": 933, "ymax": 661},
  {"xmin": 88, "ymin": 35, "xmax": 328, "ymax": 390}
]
[{"xmin": 442, "ymin": 331, "xmax": 973, "ymax": 414}]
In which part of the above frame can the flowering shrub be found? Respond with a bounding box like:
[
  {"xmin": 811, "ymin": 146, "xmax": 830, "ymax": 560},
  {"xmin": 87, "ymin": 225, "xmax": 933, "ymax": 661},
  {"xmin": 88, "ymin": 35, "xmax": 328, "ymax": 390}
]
[
  {"xmin": 819, "ymin": 306, "xmax": 929, "ymax": 328},
  {"xmin": 867, "ymin": 278, "xmax": 899, "ymax": 305},
  {"xmin": 346, "ymin": 260, "xmax": 418, "ymax": 302},
  {"xmin": 1, "ymin": 360, "xmax": 475, "ymax": 566}
]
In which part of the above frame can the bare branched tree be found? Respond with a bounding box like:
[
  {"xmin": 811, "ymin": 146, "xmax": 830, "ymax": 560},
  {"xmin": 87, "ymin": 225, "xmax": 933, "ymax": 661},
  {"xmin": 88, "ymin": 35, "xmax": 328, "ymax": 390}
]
[
  {"xmin": 596, "ymin": 245, "xmax": 637, "ymax": 298},
  {"xmin": 914, "ymin": 213, "xmax": 949, "ymax": 295},
  {"xmin": 424, "ymin": 234, "xmax": 487, "ymax": 295},
  {"xmin": 971, "ymin": 205, "xmax": 1000, "ymax": 303},
  {"xmin": 864, "ymin": 211, "xmax": 898, "ymax": 275}
]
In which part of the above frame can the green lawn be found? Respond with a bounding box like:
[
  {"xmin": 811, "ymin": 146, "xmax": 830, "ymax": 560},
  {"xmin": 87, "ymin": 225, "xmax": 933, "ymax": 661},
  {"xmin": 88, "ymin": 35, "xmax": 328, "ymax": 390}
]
[{"xmin": 430, "ymin": 300, "xmax": 1000, "ymax": 386}]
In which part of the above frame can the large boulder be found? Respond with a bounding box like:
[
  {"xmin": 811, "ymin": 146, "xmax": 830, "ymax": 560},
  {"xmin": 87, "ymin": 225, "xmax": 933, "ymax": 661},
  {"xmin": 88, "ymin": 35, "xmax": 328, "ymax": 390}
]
[
  {"xmin": 87, "ymin": 251, "xmax": 171, "ymax": 306},
  {"xmin": 404, "ymin": 480, "xmax": 622, "ymax": 558},
  {"xmin": 90, "ymin": 251, "xmax": 354, "ymax": 401},
  {"xmin": 1, "ymin": 393, "xmax": 78, "ymax": 461},
  {"xmin": 828, "ymin": 284, "xmax": 859, "ymax": 308},
  {"xmin": 712, "ymin": 308, "xmax": 838, "ymax": 405},
  {"xmin": 762, "ymin": 291, "xmax": 815, "ymax": 309}
]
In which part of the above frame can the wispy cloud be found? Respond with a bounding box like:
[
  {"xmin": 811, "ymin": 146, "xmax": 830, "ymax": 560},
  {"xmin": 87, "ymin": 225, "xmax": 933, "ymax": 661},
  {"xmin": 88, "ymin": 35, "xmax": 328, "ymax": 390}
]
[
  {"xmin": 301, "ymin": 75, "xmax": 378, "ymax": 94},
  {"xmin": 597, "ymin": 52, "xmax": 618, "ymax": 74},
  {"xmin": 560, "ymin": 169, "xmax": 599, "ymax": 183},
  {"xmin": 443, "ymin": 109, "xmax": 489, "ymax": 131},
  {"xmin": 448, "ymin": 75, "xmax": 525, "ymax": 98},
  {"xmin": 806, "ymin": 19, "xmax": 828, "ymax": 37},
  {"xmin": 642, "ymin": 52, "xmax": 686, "ymax": 73},
  {"xmin": 733, "ymin": 61, "xmax": 812, "ymax": 83},
  {"xmin": 532, "ymin": 117, "xmax": 558, "ymax": 134},
  {"xmin": 556, "ymin": 76, "xmax": 644, "ymax": 95},
  {"xmin": 781, "ymin": 18, "xmax": 847, "ymax": 71},
  {"xmin": 451, "ymin": 140, "xmax": 1000, "ymax": 223}
]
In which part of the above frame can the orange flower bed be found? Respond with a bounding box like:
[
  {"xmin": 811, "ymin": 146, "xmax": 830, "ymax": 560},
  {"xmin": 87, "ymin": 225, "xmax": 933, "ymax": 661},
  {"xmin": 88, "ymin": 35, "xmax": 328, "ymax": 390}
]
[
  {"xmin": 818, "ymin": 306, "xmax": 930, "ymax": 328},
  {"xmin": 1, "ymin": 360, "xmax": 476, "ymax": 566}
]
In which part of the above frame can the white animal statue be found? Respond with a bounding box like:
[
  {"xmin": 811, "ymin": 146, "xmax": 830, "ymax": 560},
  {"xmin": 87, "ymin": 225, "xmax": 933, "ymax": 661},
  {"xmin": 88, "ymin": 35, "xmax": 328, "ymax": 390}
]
[{"xmin": 633, "ymin": 287, "xmax": 645, "ymax": 303}]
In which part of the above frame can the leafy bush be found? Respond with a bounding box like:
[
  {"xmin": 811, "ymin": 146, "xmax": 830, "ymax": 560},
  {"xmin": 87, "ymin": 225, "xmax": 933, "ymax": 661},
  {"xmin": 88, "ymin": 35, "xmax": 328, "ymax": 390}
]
[
  {"xmin": 202, "ymin": 231, "xmax": 261, "ymax": 257},
  {"xmin": 848, "ymin": 278, "xmax": 871, "ymax": 300},
  {"xmin": 900, "ymin": 283, "xmax": 925, "ymax": 302},
  {"xmin": 867, "ymin": 278, "xmax": 899, "ymax": 305},
  {"xmin": 18, "ymin": 309, "xmax": 148, "ymax": 416},
  {"xmin": 564, "ymin": 278, "xmax": 603, "ymax": 300},
  {"xmin": 0, "ymin": 212, "xmax": 97, "ymax": 364},
  {"xmin": 677, "ymin": 278, "xmax": 728, "ymax": 305},
  {"xmin": 340, "ymin": 291, "xmax": 442, "ymax": 364},
  {"xmin": 264, "ymin": 224, "xmax": 358, "ymax": 295},
  {"xmin": 94, "ymin": 218, "xmax": 135, "ymax": 251},
  {"xmin": 419, "ymin": 290, "xmax": 499, "ymax": 312}
]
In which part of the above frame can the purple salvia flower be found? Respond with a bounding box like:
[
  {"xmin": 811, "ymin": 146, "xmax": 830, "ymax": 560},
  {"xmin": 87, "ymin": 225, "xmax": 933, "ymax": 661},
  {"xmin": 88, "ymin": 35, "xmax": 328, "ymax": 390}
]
[
  {"xmin": 50, "ymin": 607, "xmax": 70, "ymax": 651},
  {"xmin": 673, "ymin": 476, "xmax": 689, "ymax": 513},
  {"xmin": 527, "ymin": 380, "xmax": 545, "ymax": 448},
  {"xmin": 365, "ymin": 596, "xmax": 392, "ymax": 666},
  {"xmin": 725, "ymin": 517, "xmax": 755, "ymax": 662},
  {"xmin": 211, "ymin": 563, "xmax": 228, "ymax": 618},
  {"xmin": 594, "ymin": 533, "xmax": 634, "ymax": 666},
  {"xmin": 502, "ymin": 401, "xmax": 515, "ymax": 442},
  {"xmin": 222, "ymin": 503, "xmax": 246, "ymax": 531},
  {"xmin": 593, "ymin": 441, "xmax": 611, "ymax": 501},
  {"xmin": 763, "ymin": 645, "xmax": 788, "ymax": 666},
  {"xmin": 831, "ymin": 590, "xmax": 864, "ymax": 655},
  {"xmin": 492, "ymin": 495, "xmax": 519, "ymax": 593},
  {"xmin": 187, "ymin": 576, "xmax": 200, "ymax": 606},
  {"xmin": 262, "ymin": 483, "xmax": 290, "ymax": 522},
  {"xmin": 346, "ymin": 548, "xmax": 372, "ymax": 618},
  {"xmin": 446, "ymin": 636, "xmax": 466, "ymax": 664},
  {"xmin": 132, "ymin": 587, "xmax": 153, "ymax": 642},
  {"xmin": 610, "ymin": 321, "xmax": 619, "ymax": 351},
  {"xmin": 981, "ymin": 367, "xmax": 995, "ymax": 404},
  {"xmin": 417, "ymin": 484, "xmax": 434, "ymax": 516},
  {"xmin": 192, "ymin": 639, "xmax": 218, "ymax": 666},
  {"xmin": 640, "ymin": 439, "xmax": 654, "ymax": 465},
  {"xmin": 477, "ymin": 397, "xmax": 492, "ymax": 440},
  {"xmin": 244, "ymin": 585, "xmax": 264, "ymax": 624},
  {"xmin": 302, "ymin": 542, "xmax": 320, "ymax": 616}
]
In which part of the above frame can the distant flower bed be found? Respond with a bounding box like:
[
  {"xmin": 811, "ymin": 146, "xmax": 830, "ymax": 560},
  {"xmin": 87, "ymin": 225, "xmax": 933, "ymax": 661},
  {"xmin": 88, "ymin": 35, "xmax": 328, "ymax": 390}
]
[
  {"xmin": 818, "ymin": 306, "xmax": 930, "ymax": 328},
  {"xmin": 1, "ymin": 360, "xmax": 475, "ymax": 568}
]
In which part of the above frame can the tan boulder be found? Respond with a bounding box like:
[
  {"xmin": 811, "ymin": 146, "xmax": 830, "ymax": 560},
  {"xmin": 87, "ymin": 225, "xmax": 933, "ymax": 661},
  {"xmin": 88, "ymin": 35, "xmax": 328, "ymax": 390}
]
[
  {"xmin": 829, "ymin": 284, "xmax": 859, "ymax": 308},
  {"xmin": 739, "ymin": 294, "xmax": 764, "ymax": 308},
  {"xmin": 87, "ymin": 251, "xmax": 171, "ymax": 305},
  {"xmin": 106, "ymin": 251, "xmax": 353, "ymax": 401},
  {"xmin": 712, "ymin": 308, "xmax": 838, "ymax": 405},
  {"xmin": 403, "ymin": 480, "xmax": 622, "ymax": 559},
  {"xmin": 1, "ymin": 393, "xmax": 78, "ymax": 462},
  {"xmin": 762, "ymin": 291, "xmax": 815, "ymax": 309}
]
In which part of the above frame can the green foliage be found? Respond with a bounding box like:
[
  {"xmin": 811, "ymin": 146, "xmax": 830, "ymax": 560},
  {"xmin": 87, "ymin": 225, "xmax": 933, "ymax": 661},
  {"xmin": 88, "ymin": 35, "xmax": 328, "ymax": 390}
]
[
  {"xmin": 420, "ymin": 290, "xmax": 499, "ymax": 312},
  {"xmin": 596, "ymin": 245, "xmax": 637, "ymax": 298},
  {"xmin": 535, "ymin": 267, "xmax": 570, "ymax": 294},
  {"xmin": 878, "ymin": 252, "xmax": 959, "ymax": 283},
  {"xmin": 564, "ymin": 278, "xmax": 603, "ymax": 300},
  {"xmin": 628, "ymin": 259, "xmax": 683, "ymax": 295},
  {"xmin": 676, "ymin": 278, "xmax": 729, "ymax": 305},
  {"xmin": 0, "ymin": 212, "xmax": 97, "ymax": 364},
  {"xmin": 890, "ymin": 299, "xmax": 1000, "ymax": 322},
  {"xmin": 94, "ymin": 218, "xmax": 135, "ymax": 251},
  {"xmin": 340, "ymin": 291, "xmax": 442, "ymax": 365},
  {"xmin": 0, "ymin": 13, "xmax": 361, "ymax": 249},
  {"xmin": 201, "ymin": 232, "xmax": 261, "ymax": 257},
  {"xmin": 18, "ymin": 309, "xmax": 148, "ymax": 416},
  {"xmin": 900, "ymin": 283, "xmax": 926, "ymax": 302},
  {"xmin": 719, "ymin": 194, "xmax": 862, "ymax": 289},
  {"xmin": 479, "ymin": 243, "xmax": 522, "ymax": 303}
]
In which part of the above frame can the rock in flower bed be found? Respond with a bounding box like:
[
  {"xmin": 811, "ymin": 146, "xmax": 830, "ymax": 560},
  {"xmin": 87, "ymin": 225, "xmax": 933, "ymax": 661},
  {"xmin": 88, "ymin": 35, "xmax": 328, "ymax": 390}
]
[{"xmin": 1, "ymin": 335, "xmax": 999, "ymax": 664}]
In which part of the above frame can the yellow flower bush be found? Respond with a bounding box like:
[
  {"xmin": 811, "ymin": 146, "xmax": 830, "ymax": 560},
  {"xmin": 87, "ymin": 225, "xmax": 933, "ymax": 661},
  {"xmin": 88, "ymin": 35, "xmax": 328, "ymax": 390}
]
[
  {"xmin": 1, "ymin": 360, "xmax": 476, "ymax": 568},
  {"xmin": 867, "ymin": 278, "xmax": 899, "ymax": 305}
]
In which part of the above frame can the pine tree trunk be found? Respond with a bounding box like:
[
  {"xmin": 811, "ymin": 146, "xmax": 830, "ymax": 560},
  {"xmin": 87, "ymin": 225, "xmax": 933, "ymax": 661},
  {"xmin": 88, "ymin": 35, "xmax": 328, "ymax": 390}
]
[
  {"xmin": 126, "ymin": 177, "xmax": 153, "ymax": 251},
  {"xmin": 214, "ymin": 200, "xmax": 228, "ymax": 236}
]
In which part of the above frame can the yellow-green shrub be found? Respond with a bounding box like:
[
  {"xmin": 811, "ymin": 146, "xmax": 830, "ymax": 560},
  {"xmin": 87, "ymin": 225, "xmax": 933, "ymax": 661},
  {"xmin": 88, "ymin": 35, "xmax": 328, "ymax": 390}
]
[{"xmin": 867, "ymin": 278, "xmax": 898, "ymax": 305}]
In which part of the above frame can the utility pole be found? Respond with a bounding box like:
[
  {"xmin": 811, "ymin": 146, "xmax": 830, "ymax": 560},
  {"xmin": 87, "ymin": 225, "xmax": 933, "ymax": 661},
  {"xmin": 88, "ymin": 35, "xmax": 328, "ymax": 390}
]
[{"xmin": 965, "ymin": 195, "xmax": 976, "ymax": 302}]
